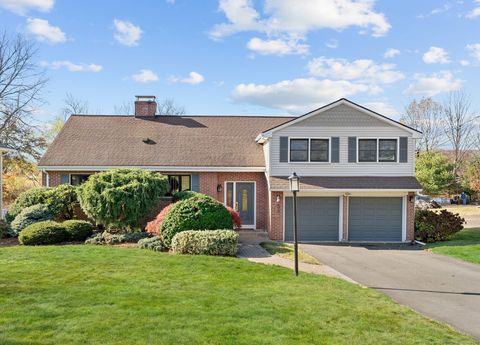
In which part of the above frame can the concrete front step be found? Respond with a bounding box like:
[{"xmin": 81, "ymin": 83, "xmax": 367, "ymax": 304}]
[{"xmin": 237, "ymin": 230, "xmax": 269, "ymax": 244}]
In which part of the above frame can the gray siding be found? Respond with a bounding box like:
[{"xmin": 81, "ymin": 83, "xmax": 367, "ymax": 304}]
[
  {"xmin": 285, "ymin": 197, "xmax": 339, "ymax": 241},
  {"xmin": 348, "ymin": 197, "xmax": 403, "ymax": 241}
]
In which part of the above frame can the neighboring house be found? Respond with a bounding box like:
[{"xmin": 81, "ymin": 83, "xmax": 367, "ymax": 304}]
[{"xmin": 38, "ymin": 96, "xmax": 422, "ymax": 242}]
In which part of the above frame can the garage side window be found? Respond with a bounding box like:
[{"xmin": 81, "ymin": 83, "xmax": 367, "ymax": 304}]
[{"xmin": 289, "ymin": 139, "xmax": 309, "ymax": 162}]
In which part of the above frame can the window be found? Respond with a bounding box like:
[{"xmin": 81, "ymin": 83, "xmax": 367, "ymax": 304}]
[
  {"xmin": 167, "ymin": 175, "xmax": 191, "ymax": 195},
  {"xmin": 358, "ymin": 138, "xmax": 398, "ymax": 162},
  {"xmin": 358, "ymin": 139, "xmax": 377, "ymax": 162},
  {"xmin": 310, "ymin": 139, "xmax": 329, "ymax": 162},
  {"xmin": 70, "ymin": 174, "xmax": 90, "ymax": 186},
  {"xmin": 289, "ymin": 139, "xmax": 309, "ymax": 162},
  {"xmin": 379, "ymin": 139, "xmax": 397, "ymax": 162}
]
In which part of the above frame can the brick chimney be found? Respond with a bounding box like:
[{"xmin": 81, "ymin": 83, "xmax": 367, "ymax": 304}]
[{"xmin": 134, "ymin": 95, "xmax": 157, "ymax": 117}]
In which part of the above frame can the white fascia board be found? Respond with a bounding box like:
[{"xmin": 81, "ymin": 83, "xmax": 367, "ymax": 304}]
[
  {"xmin": 271, "ymin": 188, "xmax": 421, "ymax": 193},
  {"xmin": 37, "ymin": 165, "xmax": 266, "ymax": 172}
]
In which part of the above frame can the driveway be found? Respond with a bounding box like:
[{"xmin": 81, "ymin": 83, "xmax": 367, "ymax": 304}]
[{"xmin": 301, "ymin": 243, "xmax": 480, "ymax": 339}]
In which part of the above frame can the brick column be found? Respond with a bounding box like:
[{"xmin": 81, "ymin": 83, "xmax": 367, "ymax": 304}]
[
  {"xmin": 406, "ymin": 192, "xmax": 415, "ymax": 241},
  {"xmin": 269, "ymin": 191, "xmax": 283, "ymax": 240},
  {"xmin": 342, "ymin": 195, "xmax": 349, "ymax": 241}
]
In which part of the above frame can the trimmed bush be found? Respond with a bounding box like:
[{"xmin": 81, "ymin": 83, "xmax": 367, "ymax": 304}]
[
  {"xmin": 63, "ymin": 220, "xmax": 94, "ymax": 241},
  {"xmin": 160, "ymin": 196, "xmax": 234, "ymax": 247},
  {"xmin": 145, "ymin": 203, "xmax": 175, "ymax": 235},
  {"xmin": 9, "ymin": 204, "xmax": 54, "ymax": 237},
  {"xmin": 171, "ymin": 230, "xmax": 238, "ymax": 256},
  {"xmin": 226, "ymin": 206, "xmax": 242, "ymax": 229},
  {"xmin": 85, "ymin": 231, "xmax": 149, "ymax": 245},
  {"xmin": 77, "ymin": 169, "xmax": 169, "ymax": 229},
  {"xmin": 172, "ymin": 191, "xmax": 205, "ymax": 202},
  {"xmin": 415, "ymin": 209, "xmax": 465, "ymax": 243},
  {"xmin": 0, "ymin": 220, "xmax": 8, "ymax": 238},
  {"xmin": 138, "ymin": 236, "xmax": 164, "ymax": 252},
  {"xmin": 19, "ymin": 221, "xmax": 69, "ymax": 245},
  {"xmin": 6, "ymin": 185, "xmax": 77, "ymax": 222}
]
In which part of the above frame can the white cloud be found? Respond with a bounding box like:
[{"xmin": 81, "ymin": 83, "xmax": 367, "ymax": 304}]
[
  {"xmin": 404, "ymin": 71, "xmax": 463, "ymax": 97},
  {"xmin": 466, "ymin": 43, "xmax": 480, "ymax": 61},
  {"xmin": 422, "ymin": 46, "xmax": 450, "ymax": 64},
  {"xmin": 307, "ymin": 57, "xmax": 404, "ymax": 84},
  {"xmin": 0, "ymin": 0, "xmax": 53, "ymax": 15},
  {"xmin": 325, "ymin": 39, "xmax": 338, "ymax": 49},
  {"xmin": 384, "ymin": 48, "xmax": 400, "ymax": 58},
  {"xmin": 466, "ymin": 0, "xmax": 480, "ymax": 18},
  {"xmin": 42, "ymin": 60, "xmax": 102, "ymax": 72},
  {"xmin": 210, "ymin": 0, "xmax": 390, "ymax": 54},
  {"xmin": 247, "ymin": 37, "xmax": 308, "ymax": 55},
  {"xmin": 132, "ymin": 69, "xmax": 159, "ymax": 83},
  {"xmin": 26, "ymin": 18, "xmax": 66, "ymax": 44},
  {"xmin": 170, "ymin": 71, "xmax": 205, "ymax": 85},
  {"xmin": 460, "ymin": 59, "xmax": 470, "ymax": 66},
  {"xmin": 232, "ymin": 78, "xmax": 380, "ymax": 114},
  {"xmin": 113, "ymin": 19, "xmax": 143, "ymax": 47},
  {"xmin": 363, "ymin": 101, "xmax": 399, "ymax": 116}
]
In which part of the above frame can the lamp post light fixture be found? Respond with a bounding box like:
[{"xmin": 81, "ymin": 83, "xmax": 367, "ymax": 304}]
[{"xmin": 288, "ymin": 172, "xmax": 300, "ymax": 276}]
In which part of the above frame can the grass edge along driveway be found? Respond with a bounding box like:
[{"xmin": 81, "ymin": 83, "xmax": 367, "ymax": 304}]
[
  {"xmin": 0, "ymin": 245, "xmax": 478, "ymax": 345},
  {"xmin": 427, "ymin": 228, "xmax": 480, "ymax": 265}
]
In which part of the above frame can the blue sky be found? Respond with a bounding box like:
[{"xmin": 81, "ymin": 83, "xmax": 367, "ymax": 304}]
[{"xmin": 1, "ymin": 0, "xmax": 480, "ymax": 123}]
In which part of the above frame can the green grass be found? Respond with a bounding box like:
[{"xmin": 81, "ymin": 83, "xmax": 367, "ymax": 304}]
[
  {"xmin": 427, "ymin": 228, "xmax": 480, "ymax": 264},
  {"xmin": 0, "ymin": 246, "xmax": 477, "ymax": 345},
  {"xmin": 260, "ymin": 241, "xmax": 320, "ymax": 265}
]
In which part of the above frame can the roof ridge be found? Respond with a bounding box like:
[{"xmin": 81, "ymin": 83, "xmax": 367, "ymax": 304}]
[{"xmin": 70, "ymin": 114, "xmax": 295, "ymax": 118}]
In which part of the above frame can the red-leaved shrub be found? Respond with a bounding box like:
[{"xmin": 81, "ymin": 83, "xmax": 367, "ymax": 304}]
[
  {"xmin": 145, "ymin": 203, "xmax": 175, "ymax": 235},
  {"xmin": 226, "ymin": 206, "xmax": 242, "ymax": 229}
]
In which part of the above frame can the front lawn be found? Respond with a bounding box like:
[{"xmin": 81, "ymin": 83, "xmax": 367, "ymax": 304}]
[
  {"xmin": 427, "ymin": 228, "xmax": 480, "ymax": 265},
  {"xmin": 0, "ymin": 246, "xmax": 477, "ymax": 345},
  {"xmin": 261, "ymin": 241, "xmax": 320, "ymax": 265}
]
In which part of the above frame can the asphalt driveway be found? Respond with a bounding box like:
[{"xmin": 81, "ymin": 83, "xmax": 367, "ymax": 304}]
[{"xmin": 301, "ymin": 243, "xmax": 480, "ymax": 339}]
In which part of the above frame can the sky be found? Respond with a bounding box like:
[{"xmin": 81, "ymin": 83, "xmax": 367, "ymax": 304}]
[{"xmin": 1, "ymin": 0, "xmax": 480, "ymax": 124}]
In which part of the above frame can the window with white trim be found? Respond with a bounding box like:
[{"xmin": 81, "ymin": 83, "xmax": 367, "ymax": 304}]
[
  {"xmin": 289, "ymin": 138, "xmax": 329, "ymax": 162},
  {"xmin": 289, "ymin": 139, "xmax": 309, "ymax": 162},
  {"xmin": 358, "ymin": 138, "xmax": 397, "ymax": 162}
]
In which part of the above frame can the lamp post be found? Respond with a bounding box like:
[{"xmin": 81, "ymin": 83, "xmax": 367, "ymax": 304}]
[{"xmin": 288, "ymin": 172, "xmax": 300, "ymax": 276}]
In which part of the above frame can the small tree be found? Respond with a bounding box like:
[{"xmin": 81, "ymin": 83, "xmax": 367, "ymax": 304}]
[
  {"xmin": 462, "ymin": 157, "xmax": 480, "ymax": 200},
  {"xmin": 77, "ymin": 169, "xmax": 169, "ymax": 230},
  {"xmin": 416, "ymin": 151, "xmax": 455, "ymax": 195}
]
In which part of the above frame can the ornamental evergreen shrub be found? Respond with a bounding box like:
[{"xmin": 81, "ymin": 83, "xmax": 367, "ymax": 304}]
[
  {"xmin": 9, "ymin": 204, "xmax": 54, "ymax": 237},
  {"xmin": 172, "ymin": 191, "xmax": 204, "ymax": 202},
  {"xmin": 0, "ymin": 220, "xmax": 8, "ymax": 238},
  {"xmin": 138, "ymin": 236, "xmax": 164, "ymax": 251},
  {"xmin": 145, "ymin": 203, "xmax": 175, "ymax": 235},
  {"xmin": 6, "ymin": 184, "xmax": 78, "ymax": 222},
  {"xmin": 19, "ymin": 221, "xmax": 69, "ymax": 245},
  {"xmin": 85, "ymin": 231, "xmax": 149, "ymax": 245},
  {"xmin": 160, "ymin": 196, "xmax": 234, "ymax": 247},
  {"xmin": 63, "ymin": 220, "xmax": 94, "ymax": 241},
  {"xmin": 77, "ymin": 169, "xmax": 169, "ymax": 229},
  {"xmin": 415, "ymin": 209, "xmax": 465, "ymax": 243},
  {"xmin": 171, "ymin": 230, "xmax": 238, "ymax": 256}
]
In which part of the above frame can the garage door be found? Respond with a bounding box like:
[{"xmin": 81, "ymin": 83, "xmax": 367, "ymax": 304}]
[
  {"xmin": 348, "ymin": 197, "xmax": 403, "ymax": 241},
  {"xmin": 285, "ymin": 197, "xmax": 339, "ymax": 241}
]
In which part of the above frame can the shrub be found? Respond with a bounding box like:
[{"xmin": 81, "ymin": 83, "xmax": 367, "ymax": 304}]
[
  {"xmin": 63, "ymin": 220, "xmax": 94, "ymax": 241},
  {"xmin": 415, "ymin": 209, "xmax": 465, "ymax": 243},
  {"xmin": 160, "ymin": 196, "xmax": 234, "ymax": 247},
  {"xmin": 85, "ymin": 231, "xmax": 149, "ymax": 245},
  {"xmin": 172, "ymin": 191, "xmax": 205, "ymax": 202},
  {"xmin": 138, "ymin": 236, "xmax": 164, "ymax": 252},
  {"xmin": 145, "ymin": 203, "xmax": 175, "ymax": 235},
  {"xmin": 6, "ymin": 185, "xmax": 78, "ymax": 222},
  {"xmin": 226, "ymin": 206, "xmax": 242, "ymax": 229},
  {"xmin": 0, "ymin": 220, "xmax": 8, "ymax": 238},
  {"xmin": 9, "ymin": 204, "xmax": 54, "ymax": 237},
  {"xmin": 19, "ymin": 221, "xmax": 68, "ymax": 245},
  {"xmin": 77, "ymin": 169, "xmax": 169, "ymax": 229},
  {"xmin": 171, "ymin": 230, "xmax": 238, "ymax": 256}
]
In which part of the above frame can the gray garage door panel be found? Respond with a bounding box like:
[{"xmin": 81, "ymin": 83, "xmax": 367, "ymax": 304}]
[
  {"xmin": 285, "ymin": 197, "xmax": 339, "ymax": 241},
  {"xmin": 348, "ymin": 197, "xmax": 403, "ymax": 241}
]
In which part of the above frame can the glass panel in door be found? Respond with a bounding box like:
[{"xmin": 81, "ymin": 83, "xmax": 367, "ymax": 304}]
[{"xmin": 235, "ymin": 182, "xmax": 255, "ymax": 227}]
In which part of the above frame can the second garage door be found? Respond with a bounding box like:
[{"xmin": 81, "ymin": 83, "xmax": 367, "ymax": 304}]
[
  {"xmin": 285, "ymin": 197, "xmax": 340, "ymax": 242},
  {"xmin": 348, "ymin": 197, "xmax": 403, "ymax": 241}
]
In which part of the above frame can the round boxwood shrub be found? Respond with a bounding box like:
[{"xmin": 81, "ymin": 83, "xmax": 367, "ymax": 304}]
[
  {"xmin": 19, "ymin": 221, "xmax": 69, "ymax": 245},
  {"xmin": 160, "ymin": 196, "xmax": 234, "ymax": 247},
  {"xmin": 172, "ymin": 191, "xmax": 204, "ymax": 202},
  {"xmin": 9, "ymin": 204, "xmax": 54, "ymax": 237},
  {"xmin": 77, "ymin": 169, "xmax": 169, "ymax": 230},
  {"xmin": 63, "ymin": 220, "xmax": 94, "ymax": 241},
  {"xmin": 6, "ymin": 184, "xmax": 78, "ymax": 223},
  {"xmin": 171, "ymin": 230, "xmax": 238, "ymax": 256}
]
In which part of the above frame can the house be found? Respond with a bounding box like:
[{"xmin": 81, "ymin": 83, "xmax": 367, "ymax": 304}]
[{"xmin": 38, "ymin": 96, "xmax": 422, "ymax": 242}]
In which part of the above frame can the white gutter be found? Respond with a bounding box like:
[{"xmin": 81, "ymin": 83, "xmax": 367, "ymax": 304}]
[
  {"xmin": 272, "ymin": 188, "xmax": 422, "ymax": 193},
  {"xmin": 37, "ymin": 165, "xmax": 266, "ymax": 173}
]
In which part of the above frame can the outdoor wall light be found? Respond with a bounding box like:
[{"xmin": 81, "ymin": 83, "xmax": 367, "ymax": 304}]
[
  {"xmin": 217, "ymin": 184, "xmax": 223, "ymax": 193},
  {"xmin": 276, "ymin": 195, "xmax": 280, "ymax": 203}
]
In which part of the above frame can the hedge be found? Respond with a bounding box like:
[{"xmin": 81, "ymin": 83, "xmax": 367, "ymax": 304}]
[
  {"xmin": 171, "ymin": 230, "xmax": 238, "ymax": 256},
  {"xmin": 138, "ymin": 236, "xmax": 164, "ymax": 252},
  {"xmin": 85, "ymin": 231, "xmax": 149, "ymax": 245},
  {"xmin": 415, "ymin": 209, "xmax": 465, "ymax": 243},
  {"xmin": 172, "ymin": 191, "xmax": 205, "ymax": 202},
  {"xmin": 19, "ymin": 221, "xmax": 69, "ymax": 245},
  {"xmin": 160, "ymin": 196, "xmax": 234, "ymax": 247},
  {"xmin": 9, "ymin": 204, "xmax": 54, "ymax": 237},
  {"xmin": 63, "ymin": 220, "xmax": 94, "ymax": 241}
]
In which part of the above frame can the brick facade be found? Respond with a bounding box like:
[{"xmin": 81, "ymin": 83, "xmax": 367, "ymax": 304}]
[
  {"xmin": 269, "ymin": 191, "xmax": 283, "ymax": 240},
  {"xmin": 407, "ymin": 192, "xmax": 415, "ymax": 241}
]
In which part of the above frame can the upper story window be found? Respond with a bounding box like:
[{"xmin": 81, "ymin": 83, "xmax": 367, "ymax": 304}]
[
  {"xmin": 358, "ymin": 138, "xmax": 397, "ymax": 163},
  {"xmin": 167, "ymin": 175, "xmax": 191, "ymax": 195},
  {"xmin": 289, "ymin": 138, "xmax": 329, "ymax": 163}
]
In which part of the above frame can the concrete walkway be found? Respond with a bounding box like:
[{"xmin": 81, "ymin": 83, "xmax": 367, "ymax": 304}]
[
  {"xmin": 301, "ymin": 243, "xmax": 480, "ymax": 339},
  {"xmin": 236, "ymin": 231, "xmax": 356, "ymax": 283}
]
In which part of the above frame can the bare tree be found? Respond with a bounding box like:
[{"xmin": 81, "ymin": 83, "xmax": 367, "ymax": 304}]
[
  {"xmin": 0, "ymin": 32, "xmax": 47, "ymax": 160},
  {"xmin": 113, "ymin": 101, "xmax": 132, "ymax": 115},
  {"xmin": 61, "ymin": 93, "xmax": 89, "ymax": 118},
  {"xmin": 443, "ymin": 90, "xmax": 477, "ymax": 176},
  {"xmin": 401, "ymin": 98, "xmax": 443, "ymax": 152},
  {"xmin": 157, "ymin": 98, "xmax": 185, "ymax": 115}
]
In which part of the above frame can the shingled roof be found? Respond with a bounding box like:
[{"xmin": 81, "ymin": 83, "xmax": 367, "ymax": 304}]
[{"xmin": 38, "ymin": 115, "xmax": 293, "ymax": 168}]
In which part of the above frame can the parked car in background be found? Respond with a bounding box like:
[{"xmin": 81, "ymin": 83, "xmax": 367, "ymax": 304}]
[{"xmin": 416, "ymin": 195, "xmax": 442, "ymax": 209}]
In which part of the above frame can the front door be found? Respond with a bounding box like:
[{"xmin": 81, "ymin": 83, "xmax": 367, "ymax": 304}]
[{"xmin": 225, "ymin": 182, "xmax": 255, "ymax": 228}]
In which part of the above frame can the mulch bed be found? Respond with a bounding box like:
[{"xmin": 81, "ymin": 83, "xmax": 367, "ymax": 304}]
[{"xmin": 0, "ymin": 237, "xmax": 19, "ymax": 247}]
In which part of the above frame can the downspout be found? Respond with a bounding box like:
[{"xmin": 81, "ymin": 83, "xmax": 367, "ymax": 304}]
[{"xmin": 42, "ymin": 170, "xmax": 50, "ymax": 187}]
